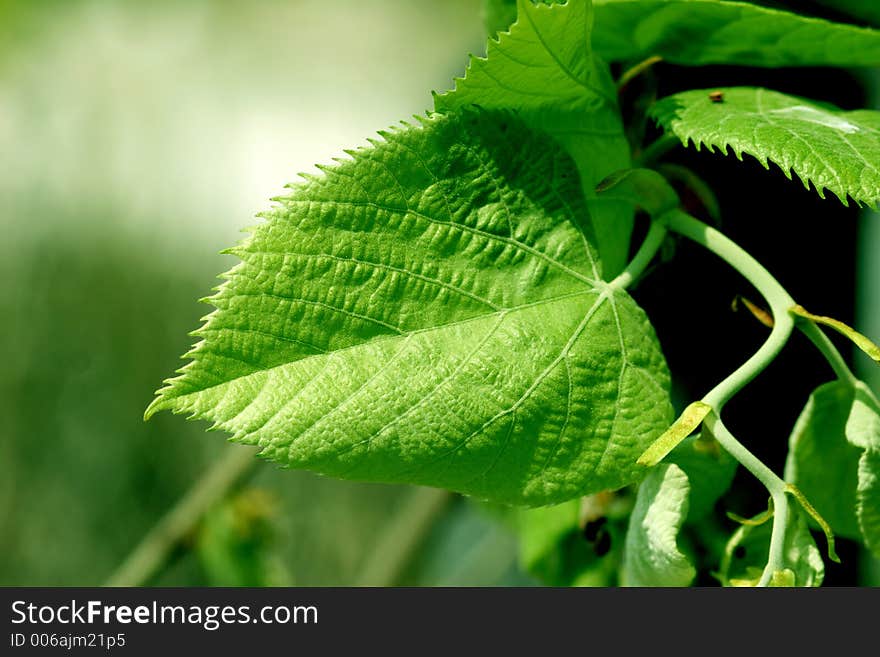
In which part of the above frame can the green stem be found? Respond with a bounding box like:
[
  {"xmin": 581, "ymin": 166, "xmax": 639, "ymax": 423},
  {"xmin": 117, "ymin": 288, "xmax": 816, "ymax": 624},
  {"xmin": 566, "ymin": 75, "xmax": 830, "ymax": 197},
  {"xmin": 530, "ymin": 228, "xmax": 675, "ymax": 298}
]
[
  {"xmin": 609, "ymin": 220, "xmax": 667, "ymax": 290},
  {"xmin": 635, "ymin": 134, "xmax": 680, "ymax": 167},
  {"xmin": 355, "ymin": 487, "xmax": 453, "ymax": 586},
  {"xmin": 104, "ymin": 446, "xmax": 260, "ymax": 586},
  {"xmin": 661, "ymin": 210, "xmax": 796, "ymax": 410},
  {"xmin": 660, "ymin": 209, "xmax": 797, "ymax": 586},
  {"xmin": 704, "ymin": 414, "xmax": 788, "ymax": 586},
  {"xmin": 795, "ymin": 319, "xmax": 858, "ymax": 384},
  {"xmin": 617, "ymin": 54, "xmax": 663, "ymax": 92}
]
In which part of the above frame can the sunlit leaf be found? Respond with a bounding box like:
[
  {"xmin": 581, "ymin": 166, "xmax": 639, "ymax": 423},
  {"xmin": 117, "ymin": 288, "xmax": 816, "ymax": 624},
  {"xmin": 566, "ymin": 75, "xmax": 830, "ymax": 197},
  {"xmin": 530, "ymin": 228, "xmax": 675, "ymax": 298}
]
[
  {"xmin": 148, "ymin": 111, "xmax": 672, "ymax": 506},
  {"xmin": 438, "ymin": 0, "xmax": 634, "ymax": 275}
]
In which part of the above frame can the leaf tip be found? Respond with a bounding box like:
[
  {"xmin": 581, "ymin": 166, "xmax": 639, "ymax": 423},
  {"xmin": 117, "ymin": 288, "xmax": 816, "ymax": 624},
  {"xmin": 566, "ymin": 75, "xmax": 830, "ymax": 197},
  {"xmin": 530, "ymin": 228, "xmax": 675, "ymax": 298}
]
[{"xmin": 144, "ymin": 394, "xmax": 166, "ymax": 421}]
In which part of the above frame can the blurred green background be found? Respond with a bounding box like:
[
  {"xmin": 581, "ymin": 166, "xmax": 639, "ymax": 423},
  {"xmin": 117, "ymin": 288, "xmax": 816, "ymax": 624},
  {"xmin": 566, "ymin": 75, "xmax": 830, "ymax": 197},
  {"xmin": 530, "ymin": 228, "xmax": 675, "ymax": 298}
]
[
  {"xmin": 0, "ymin": 0, "xmax": 534, "ymax": 586},
  {"xmin": 2, "ymin": 0, "xmax": 878, "ymax": 587}
]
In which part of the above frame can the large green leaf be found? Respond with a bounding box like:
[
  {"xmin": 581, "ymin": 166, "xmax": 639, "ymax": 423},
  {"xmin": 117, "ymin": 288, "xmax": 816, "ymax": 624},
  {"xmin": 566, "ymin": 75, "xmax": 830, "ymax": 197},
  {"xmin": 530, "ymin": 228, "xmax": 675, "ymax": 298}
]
[
  {"xmin": 785, "ymin": 379, "xmax": 880, "ymax": 555},
  {"xmin": 147, "ymin": 111, "xmax": 672, "ymax": 506},
  {"xmin": 592, "ymin": 0, "xmax": 880, "ymax": 67},
  {"xmin": 516, "ymin": 489, "xmax": 634, "ymax": 585},
  {"xmin": 621, "ymin": 463, "xmax": 695, "ymax": 586},
  {"xmin": 517, "ymin": 499, "xmax": 618, "ymax": 586},
  {"xmin": 650, "ymin": 87, "xmax": 880, "ymax": 206},
  {"xmin": 437, "ymin": 0, "xmax": 633, "ymax": 276}
]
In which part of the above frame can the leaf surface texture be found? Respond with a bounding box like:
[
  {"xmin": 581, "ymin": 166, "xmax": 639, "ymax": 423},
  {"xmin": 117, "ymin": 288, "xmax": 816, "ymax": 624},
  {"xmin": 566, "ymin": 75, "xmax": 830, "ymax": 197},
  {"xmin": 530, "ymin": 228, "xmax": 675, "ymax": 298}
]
[
  {"xmin": 437, "ymin": 0, "xmax": 633, "ymax": 275},
  {"xmin": 148, "ymin": 111, "xmax": 672, "ymax": 506},
  {"xmin": 651, "ymin": 87, "xmax": 880, "ymax": 206},
  {"xmin": 593, "ymin": 0, "xmax": 880, "ymax": 67}
]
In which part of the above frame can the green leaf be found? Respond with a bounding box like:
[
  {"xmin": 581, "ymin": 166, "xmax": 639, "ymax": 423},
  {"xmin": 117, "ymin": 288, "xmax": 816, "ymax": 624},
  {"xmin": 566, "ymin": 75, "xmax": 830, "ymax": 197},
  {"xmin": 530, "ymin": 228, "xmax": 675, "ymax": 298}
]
[
  {"xmin": 650, "ymin": 87, "xmax": 880, "ymax": 206},
  {"xmin": 858, "ymin": 450, "xmax": 880, "ymax": 555},
  {"xmin": 148, "ymin": 111, "xmax": 673, "ymax": 507},
  {"xmin": 196, "ymin": 489, "xmax": 286, "ymax": 586},
  {"xmin": 784, "ymin": 379, "xmax": 880, "ymax": 555},
  {"xmin": 437, "ymin": 0, "xmax": 634, "ymax": 276},
  {"xmin": 621, "ymin": 463, "xmax": 696, "ymax": 586},
  {"xmin": 592, "ymin": 0, "xmax": 880, "ymax": 67},
  {"xmin": 720, "ymin": 505, "xmax": 824, "ymax": 587},
  {"xmin": 518, "ymin": 500, "xmax": 613, "ymax": 586}
]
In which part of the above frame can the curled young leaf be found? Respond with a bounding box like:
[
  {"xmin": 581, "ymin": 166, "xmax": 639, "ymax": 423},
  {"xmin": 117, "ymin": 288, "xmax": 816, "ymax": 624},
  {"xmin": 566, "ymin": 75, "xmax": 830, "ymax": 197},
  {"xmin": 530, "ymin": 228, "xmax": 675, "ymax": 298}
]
[
  {"xmin": 621, "ymin": 463, "xmax": 695, "ymax": 587},
  {"xmin": 784, "ymin": 379, "xmax": 880, "ymax": 556}
]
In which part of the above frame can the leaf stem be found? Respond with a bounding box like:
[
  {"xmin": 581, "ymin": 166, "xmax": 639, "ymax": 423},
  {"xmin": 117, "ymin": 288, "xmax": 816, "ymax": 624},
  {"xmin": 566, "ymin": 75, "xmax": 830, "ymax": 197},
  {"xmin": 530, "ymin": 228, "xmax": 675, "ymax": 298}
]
[
  {"xmin": 617, "ymin": 54, "xmax": 663, "ymax": 92},
  {"xmin": 609, "ymin": 219, "xmax": 668, "ymax": 290},
  {"xmin": 355, "ymin": 487, "xmax": 453, "ymax": 586},
  {"xmin": 794, "ymin": 318, "xmax": 858, "ymax": 385},
  {"xmin": 634, "ymin": 134, "xmax": 680, "ymax": 167},
  {"xmin": 104, "ymin": 446, "xmax": 260, "ymax": 586},
  {"xmin": 660, "ymin": 209, "xmax": 797, "ymax": 586},
  {"xmin": 703, "ymin": 413, "xmax": 788, "ymax": 586},
  {"xmin": 661, "ymin": 209, "xmax": 796, "ymax": 410}
]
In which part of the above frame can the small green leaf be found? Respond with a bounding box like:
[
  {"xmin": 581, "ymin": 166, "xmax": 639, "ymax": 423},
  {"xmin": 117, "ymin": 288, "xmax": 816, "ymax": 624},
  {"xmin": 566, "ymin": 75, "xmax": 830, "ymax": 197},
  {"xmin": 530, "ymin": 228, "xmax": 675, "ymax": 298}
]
[
  {"xmin": 518, "ymin": 500, "xmax": 581, "ymax": 577},
  {"xmin": 593, "ymin": 0, "xmax": 880, "ymax": 67},
  {"xmin": 791, "ymin": 305, "xmax": 880, "ymax": 364},
  {"xmin": 637, "ymin": 401, "xmax": 711, "ymax": 467},
  {"xmin": 621, "ymin": 463, "xmax": 696, "ymax": 587},
  {"xmin": 148, "ymin": 110, "xmax": 673, "ymax": 507},
  {"xmin": 651, "ymin": 87, "xmax": 880, "ymax": 206},
  {"xmin": 196, "ymin": 489, "xmax": 285, "ymax": 586},
  {"xmin": 785, "ymin": 379, "xmax": 880, "ymax": 556},
  {"xmin": 719, "ymin": 505, "xmax": 824, "ymax": 587},
  {"xmin": 517, "ymin": 498, "xmax": 622, "ymax": 586},
  {"xmin": 437, "ymin": 0, "xmax": 634, "ymax": 275}
]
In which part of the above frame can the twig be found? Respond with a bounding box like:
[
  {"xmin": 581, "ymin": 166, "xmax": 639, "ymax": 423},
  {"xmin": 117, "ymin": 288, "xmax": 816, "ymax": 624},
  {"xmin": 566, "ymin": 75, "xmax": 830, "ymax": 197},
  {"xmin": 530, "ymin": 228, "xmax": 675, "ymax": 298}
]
[
  {"xmin": 355, "ymin": 487, "xmax": 453, "ymax": 586},
  {"xmin": 105, "ymin": 446, "xmax": 260, "ymax": 587}
]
